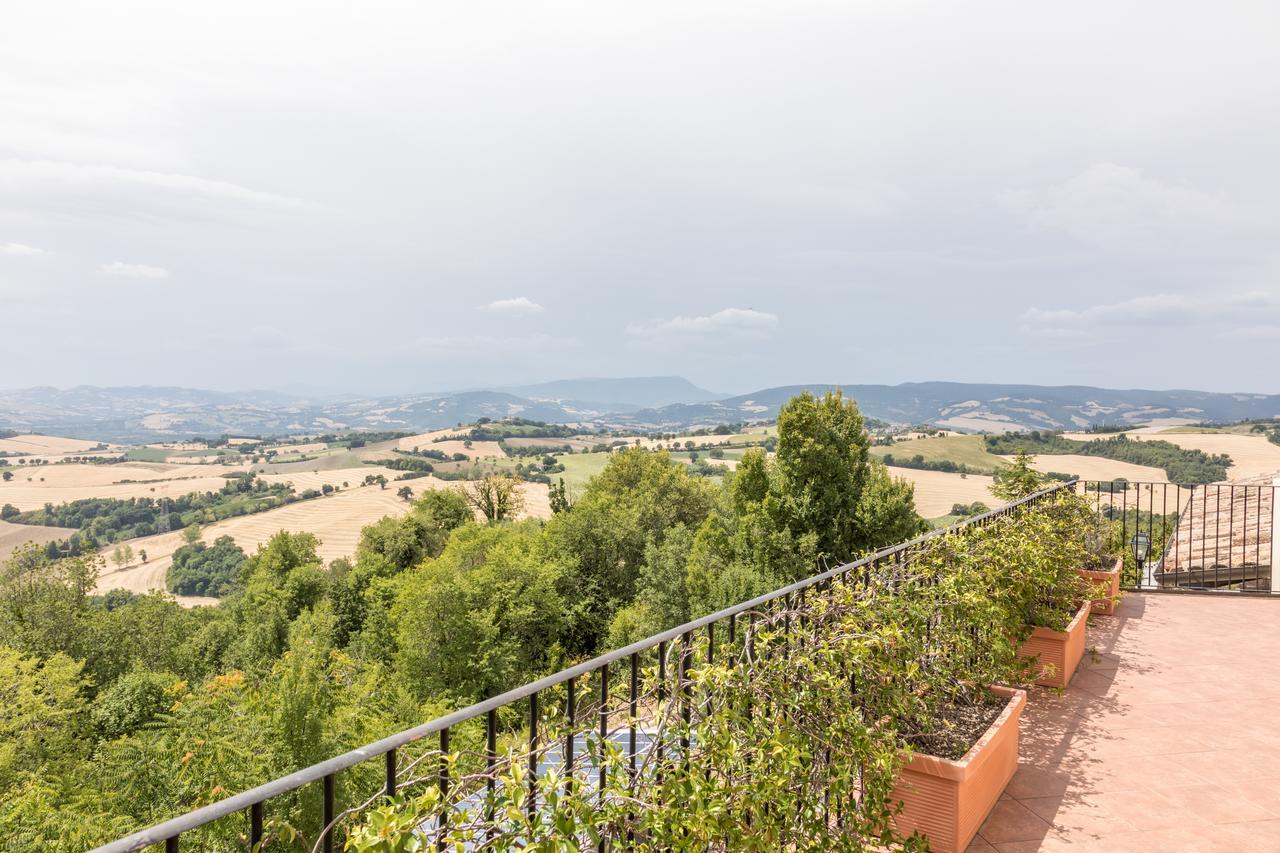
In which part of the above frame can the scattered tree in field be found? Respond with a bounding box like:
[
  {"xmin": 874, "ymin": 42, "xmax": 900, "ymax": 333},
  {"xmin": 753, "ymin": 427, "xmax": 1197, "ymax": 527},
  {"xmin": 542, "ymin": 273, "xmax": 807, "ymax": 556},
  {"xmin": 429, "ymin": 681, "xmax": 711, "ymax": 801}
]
[
  {"xmin": 397, "ymin": 486, "xmax": 414, "ymax": 502},
  {"xmin": 462, "ymin": 476, "xmax": 525, "ymax": 523},
  {"xmin": 180, "ymin": 524, "xmax": 203, "ymax": 545},
  {"xmin": 548, "ymin": 478, "xmax": 570, "ymax": 514},
  {"xmin": 110, "ymin": 544, "xmax": 134, "ymax": 569},
  {"xmin": 1, "ymin": 471, "xmax": 11, "ymax": 481},
  {"xmin": 138, "ymin": 549, "xmax": 148, "ymax": 563}
]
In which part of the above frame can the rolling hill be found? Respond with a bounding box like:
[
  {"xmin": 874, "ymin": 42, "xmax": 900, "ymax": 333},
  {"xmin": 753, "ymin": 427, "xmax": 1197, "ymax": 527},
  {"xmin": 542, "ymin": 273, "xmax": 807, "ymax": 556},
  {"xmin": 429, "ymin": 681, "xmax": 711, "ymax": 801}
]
[{"xmin": 0, "ymin": 380, "xmax": 1276, "ymax": 442}]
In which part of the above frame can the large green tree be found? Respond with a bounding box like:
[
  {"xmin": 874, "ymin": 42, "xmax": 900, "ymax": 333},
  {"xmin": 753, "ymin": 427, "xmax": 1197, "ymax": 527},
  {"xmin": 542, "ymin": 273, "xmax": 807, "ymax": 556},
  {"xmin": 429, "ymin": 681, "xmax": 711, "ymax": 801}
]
[{"xmin": 544, "ymin": 448, "xmax": 715, "ymax": 655}]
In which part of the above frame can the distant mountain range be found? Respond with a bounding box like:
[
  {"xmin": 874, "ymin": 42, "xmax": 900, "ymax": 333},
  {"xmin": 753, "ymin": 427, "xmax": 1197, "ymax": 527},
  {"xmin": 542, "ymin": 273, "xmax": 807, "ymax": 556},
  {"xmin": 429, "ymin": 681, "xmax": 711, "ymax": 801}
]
[{"xmin": 0, "ymin": 379, "xmax": 1276, "ymax": 443}]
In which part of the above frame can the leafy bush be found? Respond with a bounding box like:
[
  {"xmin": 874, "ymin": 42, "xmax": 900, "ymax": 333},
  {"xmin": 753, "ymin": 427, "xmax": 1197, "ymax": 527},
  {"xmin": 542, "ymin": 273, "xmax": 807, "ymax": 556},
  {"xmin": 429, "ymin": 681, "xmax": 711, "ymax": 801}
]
[
  {"xmin": 166, "ymin": 536, "xmax": 247, "ymax": 597},
  {"xmin": 90, "ymin": 669, "xmax": 175, "ymax": 740}
]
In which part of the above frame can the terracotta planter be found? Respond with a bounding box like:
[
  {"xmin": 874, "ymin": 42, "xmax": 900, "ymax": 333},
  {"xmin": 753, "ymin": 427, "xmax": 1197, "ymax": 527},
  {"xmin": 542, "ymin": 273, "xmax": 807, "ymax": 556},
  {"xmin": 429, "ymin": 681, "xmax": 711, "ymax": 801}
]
[
  {"xmin": 890, "ymin": 686, "xmax": 1027, "ymax": 853},
  {"xmin": 1078, "ymin": 557, "xmax": 1122, "ymax": 615},
  {"xmin": 1018, "ymin": 601, "xmax": 1090, "ymax": 688}
]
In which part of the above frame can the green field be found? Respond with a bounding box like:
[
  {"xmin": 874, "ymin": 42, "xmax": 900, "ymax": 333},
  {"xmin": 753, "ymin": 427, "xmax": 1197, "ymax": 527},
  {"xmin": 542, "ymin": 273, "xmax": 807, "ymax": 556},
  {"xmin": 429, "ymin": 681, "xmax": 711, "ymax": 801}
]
[
  {"xmin": 870, "ymin": 435, "xmax": 1008, "ymax": 473},
  {"xmin": 170, "ymin": 447, "xmax": 240, "ymax": 459},
  {"xmin": 554, "ymin": 452, "xmax": 614, "ymax": 492},
  {"xmin": 124, "ymin": 447, "xmax": 171, "ymax": 462}
]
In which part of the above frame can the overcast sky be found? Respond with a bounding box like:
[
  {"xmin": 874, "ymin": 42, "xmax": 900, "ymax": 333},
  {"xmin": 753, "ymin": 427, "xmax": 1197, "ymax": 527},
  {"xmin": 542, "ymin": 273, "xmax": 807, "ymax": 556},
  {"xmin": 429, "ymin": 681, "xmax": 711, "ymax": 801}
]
[{"xmin": 3, "ymin": 1, "xmax": 1279, "ymax": 396}]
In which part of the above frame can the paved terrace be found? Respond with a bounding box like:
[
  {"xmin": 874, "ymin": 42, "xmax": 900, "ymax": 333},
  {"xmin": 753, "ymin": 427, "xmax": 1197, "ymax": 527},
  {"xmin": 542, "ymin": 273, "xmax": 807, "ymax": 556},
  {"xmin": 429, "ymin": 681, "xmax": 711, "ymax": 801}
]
[{"xmin": 969, "ymin": 593, "xmax": 1280, "ymax": 851}]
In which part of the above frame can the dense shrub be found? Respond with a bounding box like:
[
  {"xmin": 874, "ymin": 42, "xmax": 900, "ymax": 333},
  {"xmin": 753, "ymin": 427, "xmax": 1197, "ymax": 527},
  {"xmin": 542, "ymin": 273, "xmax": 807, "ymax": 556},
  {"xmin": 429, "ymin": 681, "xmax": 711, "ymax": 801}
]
[{"xmin": 166, "ymin": 536, "xmax": 247, "ymax": 597}]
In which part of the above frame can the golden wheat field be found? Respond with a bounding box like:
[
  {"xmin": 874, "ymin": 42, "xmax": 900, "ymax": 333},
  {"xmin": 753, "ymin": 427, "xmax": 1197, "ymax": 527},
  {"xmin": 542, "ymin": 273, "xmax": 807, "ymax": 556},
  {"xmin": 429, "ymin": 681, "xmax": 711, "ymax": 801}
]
[
  {"xmin": 0, "ymin": 519, "xmax": 72, "ymax": 561},
  {"xmin": 0, "ymin": 462, "xmax": 248, "ymax": 512},
  {"xmin": 264, "ymin": 441, "xmax": 329, "ymax": 456},
  {"xmin": 883, "ymin": 467, "xmax": 997, "ymax": 517},
  {"xmin": 1008, "ymin": 455, "xmax": 1169, "ymax": 484},
  {"xmin": 395, "ymin": 429, "xmax": 467, "ymax": 451},
  {"xmin": 1137, "ymin": 433, "xmax": 1280, "ymax": 481},
  {"xmin": 0, "ymin": 434, "xmax": 106, "ymax": 455},
  {"xmin": 425, "ymin": 440, "xmax": 506, "ymax": 459},
  {"xmin": 256, "ymin": 465, "xmax": 405, "ymax": 493}
]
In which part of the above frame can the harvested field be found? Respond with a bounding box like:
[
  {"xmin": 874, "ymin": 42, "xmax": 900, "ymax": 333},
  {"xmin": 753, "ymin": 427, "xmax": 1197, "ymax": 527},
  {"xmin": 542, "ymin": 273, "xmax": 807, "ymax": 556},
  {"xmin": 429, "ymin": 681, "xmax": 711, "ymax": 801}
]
[
  {"xmin": 884, "ymin": 467, "xmax": 997, "ymax": 518},
  {"xmin": 1132, "ymin": 432, "xmax": 1280, "ymax": 481},
  {"xmin": 421, "ymin": 440, "xmax": 506, "ymax": 460},
  {"xmin": 0, "ymin": 462, "xmax": 245, "ymax": 511},
  {"xmin": 0, "ymin": 519, "xmax": 72, "ymax": 561},
  {"xmin": 517, "ymin": 482, "xmax": 552, "ymax": 520},
  {"xmin": 257, "ymin": 466, "xmax": 405, "ymax": 493},
  {"xmin": 0, "ymin": 434, "xmax": 105, "ymax": 455},
  {"xmin": 265, "ymin": 442, "xmax": 329, "ymax": 455},
  {"xmin": 1004, "ymin": 454, "xmax": 1169, "ymax": 483},
  {"xmin": 396, "ymin": 429, "xmax": 467, "ymax": 451}
]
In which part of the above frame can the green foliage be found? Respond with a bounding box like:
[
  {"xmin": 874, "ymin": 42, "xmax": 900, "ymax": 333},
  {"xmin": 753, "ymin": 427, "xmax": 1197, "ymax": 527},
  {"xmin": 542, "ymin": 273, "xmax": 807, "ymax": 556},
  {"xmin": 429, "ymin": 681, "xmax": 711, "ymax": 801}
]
[
  {"xmin": 391, "ymin": 523, "xmax": 566, "ymax": 703},
  {"xmin": 0, "ymin": 647, "xmax": 87, "ymax": 790},
  {"xmin": 167, "ymin": 535, "xmax": 247, "ymax": 597},
  {"xmin": 950, "ymin": 501, "xmax": 992, "ymax": 516},
  {"xmin": 90, "ymin": 669, "xmax": 174, "ymax": 740},
  {"xmin": 775, "ymin": 390, "xmax": 871, "ymax": 562},
  {"xmin": 991, "ymin": 450, "xmax": 1048, "ymax": 501},
  {"xmin": 546, "ymin": 447, "xmax": 716, "ymax": 655}
]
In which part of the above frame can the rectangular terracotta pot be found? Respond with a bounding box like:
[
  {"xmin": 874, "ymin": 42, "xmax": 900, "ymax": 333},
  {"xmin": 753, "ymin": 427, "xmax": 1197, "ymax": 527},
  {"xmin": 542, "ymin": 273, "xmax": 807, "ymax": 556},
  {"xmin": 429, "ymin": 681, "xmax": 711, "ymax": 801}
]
[
  {"xmin": 1078, "ymin": 557, "xmax": 1122, "ymax": 615},
  {"xmin": 1018, "ymin": 601, "xmax": 1090, "ymax": 688},
  {"xmin": 890, "ymin": 685, "xmax": 1027, "ymax": 853}
]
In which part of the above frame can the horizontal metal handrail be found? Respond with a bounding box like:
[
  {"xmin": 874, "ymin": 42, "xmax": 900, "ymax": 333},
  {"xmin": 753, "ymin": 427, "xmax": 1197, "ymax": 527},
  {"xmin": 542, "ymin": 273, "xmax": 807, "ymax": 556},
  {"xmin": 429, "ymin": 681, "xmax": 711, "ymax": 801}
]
[{"xmin": 93, "ymin": 480, "xmax": 1073, "ymax": 852}]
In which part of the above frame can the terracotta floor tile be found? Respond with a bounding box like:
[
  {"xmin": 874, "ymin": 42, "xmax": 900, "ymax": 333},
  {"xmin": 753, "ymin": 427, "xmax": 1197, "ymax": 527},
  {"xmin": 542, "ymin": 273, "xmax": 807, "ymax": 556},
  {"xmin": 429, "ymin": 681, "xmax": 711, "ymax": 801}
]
[
  {"xmin": 977, "ymin": 800, "xmax": 1056, "ymax": 844},
  {"xmin": 977, "ymin": 595, "xmax": 1280, "ymax": 848},
  {"xmin": 1018, "ymin": 794, "xmax": 1137, "ymax": 837},
  {"xmin": 1151, "ymin": 782, "xmax": 1275, "ymax": 824}
]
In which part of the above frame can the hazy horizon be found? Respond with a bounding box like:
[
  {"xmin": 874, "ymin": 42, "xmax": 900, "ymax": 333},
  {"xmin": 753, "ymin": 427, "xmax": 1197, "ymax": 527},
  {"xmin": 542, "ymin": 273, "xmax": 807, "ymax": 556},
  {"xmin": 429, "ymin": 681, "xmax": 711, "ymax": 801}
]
[{"xmin": 4, "ymin": 1, "xmax": 1280, "ymax": 394}]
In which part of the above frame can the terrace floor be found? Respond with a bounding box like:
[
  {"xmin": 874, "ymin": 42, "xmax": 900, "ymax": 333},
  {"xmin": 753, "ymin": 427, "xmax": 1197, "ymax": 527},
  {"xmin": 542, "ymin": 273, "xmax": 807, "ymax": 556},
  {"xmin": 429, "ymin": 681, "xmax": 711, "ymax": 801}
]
[{"xmin": 968, "ymin": 592, "xmax": 1280, "ymax": 851}]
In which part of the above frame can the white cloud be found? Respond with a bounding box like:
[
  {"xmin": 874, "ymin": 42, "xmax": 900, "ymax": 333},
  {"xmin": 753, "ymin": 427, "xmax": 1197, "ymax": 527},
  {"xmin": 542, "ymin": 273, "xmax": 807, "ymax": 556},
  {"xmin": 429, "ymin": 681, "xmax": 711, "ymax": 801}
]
[
  {"xmin": 1021, "ymin": 291, "xmax": 1280, "ymax": 339},
  {"xmin": 627, "ymin": 307, "xmax": 779, "ymax": 348},
  {"xmin": 0, "ymin": 242, "xmax": 45, "ymax": 255},
  {"xmin": 1000, "ymin": 163, "xmax": 1262, "ymax": 250},
  {"xmin": 99, "ymin": 261, "xmax": 169, "ymax": 280},
  {"xmin": 478, "ymin": 296, "xmax": 545, "ymax": 314}
]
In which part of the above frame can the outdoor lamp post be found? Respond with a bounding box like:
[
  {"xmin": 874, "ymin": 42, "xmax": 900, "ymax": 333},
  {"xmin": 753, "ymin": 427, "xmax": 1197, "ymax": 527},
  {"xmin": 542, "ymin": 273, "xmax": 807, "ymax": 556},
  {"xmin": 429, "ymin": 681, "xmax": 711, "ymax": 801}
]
[{"xmin": 1131, "ymin": 533, "xmax": 1151, "ymax": 569}]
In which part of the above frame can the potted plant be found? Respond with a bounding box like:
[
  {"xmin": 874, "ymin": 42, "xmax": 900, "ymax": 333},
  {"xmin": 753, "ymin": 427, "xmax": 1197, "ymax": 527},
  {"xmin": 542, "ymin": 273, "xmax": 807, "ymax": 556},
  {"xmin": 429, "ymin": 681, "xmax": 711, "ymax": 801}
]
[
  {"xmin": 891, "ymin": 686, "xmax": 1028, "ymax": 853},
  {"xmin": 1077, "ymin": 515, "xmax": 1123, "ymax": 615},
  {"xmin": 1015, "ymin": 504, "xmax": 1094, "ymax": 688},
  {"xmin": 988, "ymin": 455, "xmax": 1094, "ymax": 687}
]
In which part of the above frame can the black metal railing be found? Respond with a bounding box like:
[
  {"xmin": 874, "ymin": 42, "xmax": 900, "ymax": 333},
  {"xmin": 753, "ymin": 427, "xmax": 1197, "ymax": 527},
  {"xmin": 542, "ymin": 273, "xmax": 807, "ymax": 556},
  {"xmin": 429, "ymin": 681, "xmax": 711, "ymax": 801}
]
[
  {"xmin": 93, "ymin": 483, "xmax": 1073, "ymax": 852},
  {"xmin": 1078, "ymin": 479, "xmax": 1277, "ymax": 593}
]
